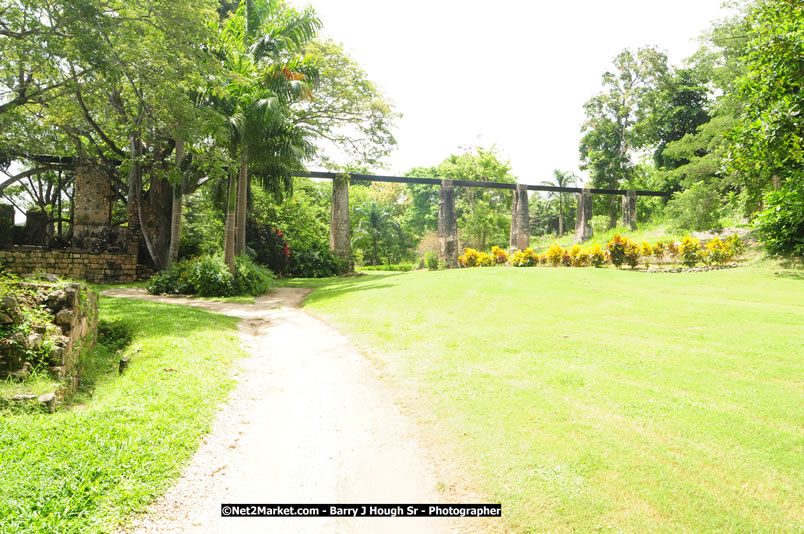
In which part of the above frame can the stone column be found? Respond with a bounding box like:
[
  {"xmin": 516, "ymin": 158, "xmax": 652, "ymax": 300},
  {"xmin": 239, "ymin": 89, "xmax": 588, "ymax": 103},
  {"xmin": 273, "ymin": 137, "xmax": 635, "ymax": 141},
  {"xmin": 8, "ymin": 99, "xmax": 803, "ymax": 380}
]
[
  {"xmin": 438, "ymin": 179, "xmax": 458, "ymax": 268},
  {"xmin": 329, "ymin": 175, "xmax": 351, "ymax": 270},
  {"xmin": 509, "ymin": 184, "xmax": 529, "ymax": 251},
  {"xmin": 72, "ymin": 165, "xmax": 112, "ymax": 250},
  {"xmin": 622, "ymin": 189, "xmax": 637, "ymax": 230},
  {"xmin": 574, "ymin": 187, "xmax": 593, "ymax": 242},
  {"xmin": 0, "ymin": 204, "xmax": 13, "ymax": 248}
]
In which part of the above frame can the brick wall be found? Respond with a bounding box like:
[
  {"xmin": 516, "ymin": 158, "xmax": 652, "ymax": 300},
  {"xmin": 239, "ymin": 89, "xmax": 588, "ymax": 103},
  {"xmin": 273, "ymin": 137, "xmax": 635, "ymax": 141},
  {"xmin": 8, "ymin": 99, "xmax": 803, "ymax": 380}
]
[{"xmin": 0, "ymin": 247, "xmax": 138, "ymax": 283}]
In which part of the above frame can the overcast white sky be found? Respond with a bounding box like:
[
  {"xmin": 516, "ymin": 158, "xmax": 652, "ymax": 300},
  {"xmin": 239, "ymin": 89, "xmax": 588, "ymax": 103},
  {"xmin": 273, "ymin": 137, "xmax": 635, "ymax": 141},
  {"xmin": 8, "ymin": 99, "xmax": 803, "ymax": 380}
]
[{"xmin": 296, "ymin": 0, "xmax": 735, "ymax": 185}]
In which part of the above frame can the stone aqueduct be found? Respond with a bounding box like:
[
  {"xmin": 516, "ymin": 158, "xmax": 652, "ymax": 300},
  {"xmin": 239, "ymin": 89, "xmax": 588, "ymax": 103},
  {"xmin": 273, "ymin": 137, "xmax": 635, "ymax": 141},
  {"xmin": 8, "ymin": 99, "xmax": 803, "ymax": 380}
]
[
  {"xmin": 304, "ymin": 171, "xmax": 670, "ymax": 268},
  {"xmin": 0, "ymin": 165, "xmax": 669, "ymax": 281}
]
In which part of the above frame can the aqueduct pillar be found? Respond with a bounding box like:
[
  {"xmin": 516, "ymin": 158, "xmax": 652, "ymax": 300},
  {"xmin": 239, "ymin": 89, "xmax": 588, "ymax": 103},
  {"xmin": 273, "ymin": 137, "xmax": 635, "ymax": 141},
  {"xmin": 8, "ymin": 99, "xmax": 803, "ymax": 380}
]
[
  {"xmin": 509, "ymin": 184, "xmax": 529, "ymax": 251},
  {"xmin": 437, "ymin": 179, "xmax": 458, "ymax": 268},
  {"xmin": 622, "ymin": 190, "xmax": 637, "ymax": 230},
  {"xmin": 575, "ymin": 187, "xmax": 593, "ymax": 242},
  {"xmin": 329, "ymin": 175, "xmax": 351, "ymax": 268}
]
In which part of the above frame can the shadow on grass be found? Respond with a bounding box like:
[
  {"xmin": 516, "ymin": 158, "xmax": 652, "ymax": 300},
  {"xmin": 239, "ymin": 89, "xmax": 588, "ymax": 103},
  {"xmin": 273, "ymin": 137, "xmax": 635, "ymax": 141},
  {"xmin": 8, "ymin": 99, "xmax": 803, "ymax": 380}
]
[{"xmin": 280, "ymin": 272, "xmax": 405, "ymax": 305}]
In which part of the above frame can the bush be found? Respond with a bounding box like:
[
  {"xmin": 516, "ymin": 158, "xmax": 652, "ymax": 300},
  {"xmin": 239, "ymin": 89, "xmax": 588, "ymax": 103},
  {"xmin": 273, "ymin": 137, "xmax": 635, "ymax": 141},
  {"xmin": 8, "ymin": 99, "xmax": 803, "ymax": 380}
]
[
  {"xmin": 546, "ymin": 242, "xmax": 564, "ymax": 267},
  {"xmin": 187, "ymin": 255, "xmax": 234, "ymax": 296},
  {"xmin": 588, "ymin": 243, "xmax": 606, "ymax": 267},
  {"xmin": 287, "ymin": 244, "xmax": 345, "ymax": 278},
  {"xmin": 726, "ymin": 234, "xmax": 745, "ymax": 257},
  {"xmin": 146, "ymin": 254, "xmax": 274, "ymax": 297},
  {"xmin": 425, "ymin": 251, "xmax": 439, "ymax": 270},
  {"xmin": 569, "ymin": 245, "xmax": 589, "ymax": 267},
  {"xmin": 624, "ymin": 241, "xmax": 641, "ymax": 269},
  {"xmin": 607, "ymin": 234, "xmax": 627, "ymax": 269},
  {"xmin": 666, "ymin": 181, "xmax": 723, "ymax": 232},
  {"xmin": 679, "ymin": 237, "xmax": 703, "ymax": 267},
  {"xmin": 652, "ymin": 242, "xmax": 665, "ymax": 262},
  {"xmin": 491, "ymin": 246, "xmax": 509, "ymax": 265},
  {"xmin": 246, "ymin": 222, "xmax": 290, "ymax": 275},
  {"xmin": 231, "ymin": 256, "xmax": 274, "ymax": 295},
  {"xmin": 705, "ymin": 237, "xmax": 732, "ymax": 265},
  {"xmin": 753, "ymin": 176, "xmax": 804, "ymax": 256},
  {"xmin": 511, "ymin": 247, "xmax": 538, "ymax": 267}
]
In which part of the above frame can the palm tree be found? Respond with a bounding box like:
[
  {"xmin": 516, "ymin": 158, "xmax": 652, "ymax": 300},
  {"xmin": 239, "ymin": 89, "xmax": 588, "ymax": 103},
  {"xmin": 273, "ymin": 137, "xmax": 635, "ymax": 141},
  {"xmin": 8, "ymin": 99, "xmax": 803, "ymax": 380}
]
[
  {"xmin": 352, "ymin": 200, "xmax": 398, "ymax": 266},
  {"xmin": 541, "ymin": 169, "xmax": 576, "ymax": 235},
  {"xmin": 218, "ymin": 0, "xmax": 320, "ymax": 272}
]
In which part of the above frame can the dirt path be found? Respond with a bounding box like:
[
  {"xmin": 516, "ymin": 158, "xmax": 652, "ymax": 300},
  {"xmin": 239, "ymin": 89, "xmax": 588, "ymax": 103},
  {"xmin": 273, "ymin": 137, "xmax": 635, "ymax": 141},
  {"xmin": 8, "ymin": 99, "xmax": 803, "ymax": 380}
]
[{"xmin": 105, "ymin": 288, "xmax": 458, "ymax": 533}]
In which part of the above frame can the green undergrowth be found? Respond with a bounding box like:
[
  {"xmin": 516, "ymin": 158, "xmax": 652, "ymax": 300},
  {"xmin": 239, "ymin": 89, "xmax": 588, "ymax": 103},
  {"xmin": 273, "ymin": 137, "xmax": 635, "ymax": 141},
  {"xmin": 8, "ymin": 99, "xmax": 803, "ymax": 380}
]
[
  {"xmin": 0, "ymin": 296, "xmax": 246, "ymax": 533},
  {"xmin": 287, "ymin": 265, "xmax": 803, "ymax": 532}
]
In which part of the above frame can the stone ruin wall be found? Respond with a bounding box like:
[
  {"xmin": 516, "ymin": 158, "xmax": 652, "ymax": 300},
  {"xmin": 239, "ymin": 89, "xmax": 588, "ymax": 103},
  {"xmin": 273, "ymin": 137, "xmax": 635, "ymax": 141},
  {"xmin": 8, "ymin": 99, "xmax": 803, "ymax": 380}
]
[
  {"xmin": 0, "ymin": 282, "xmax": 98, "ymax": 412},
  {"xmin": 0, "ymin": 164, "xmax": 142, "ymax": 283}
]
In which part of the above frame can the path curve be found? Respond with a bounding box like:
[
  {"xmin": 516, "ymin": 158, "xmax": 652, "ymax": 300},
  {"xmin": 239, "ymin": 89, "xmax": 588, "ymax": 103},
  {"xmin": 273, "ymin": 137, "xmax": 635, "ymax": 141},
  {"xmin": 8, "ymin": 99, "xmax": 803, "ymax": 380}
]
[{"xmin": 105, "ymin": 288, "xmax": 454, "ymax": 533}]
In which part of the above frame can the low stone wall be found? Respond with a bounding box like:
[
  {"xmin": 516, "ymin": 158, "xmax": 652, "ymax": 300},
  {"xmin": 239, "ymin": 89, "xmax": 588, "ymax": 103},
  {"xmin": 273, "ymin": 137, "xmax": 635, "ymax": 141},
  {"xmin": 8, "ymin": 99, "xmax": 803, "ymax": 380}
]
[
  {"xmin": 0, "ymin": 247, "xmax": 138, "ymax": 283},
  {"xmin": 1, "ymin": 281, "xmax": 98, "ymax": 411}
]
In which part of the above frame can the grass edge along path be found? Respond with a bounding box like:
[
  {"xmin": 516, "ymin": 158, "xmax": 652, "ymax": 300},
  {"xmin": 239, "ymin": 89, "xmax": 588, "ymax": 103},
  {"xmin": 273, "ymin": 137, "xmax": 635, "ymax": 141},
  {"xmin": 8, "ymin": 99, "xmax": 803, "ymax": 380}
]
[
  {"xmin": 281, "ymin": 267, "xmax": 804, "ymax": 533},
  {"xmin": 0, "ymin": 295, "xmax": 247, "ymax": 534}
]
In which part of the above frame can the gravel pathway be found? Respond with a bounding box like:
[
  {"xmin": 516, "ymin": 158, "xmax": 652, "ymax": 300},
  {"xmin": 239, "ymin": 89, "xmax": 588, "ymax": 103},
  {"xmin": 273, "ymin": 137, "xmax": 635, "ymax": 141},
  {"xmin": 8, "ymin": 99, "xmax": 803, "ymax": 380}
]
[{"xmin": 104, "ymin": 288, "xmax": 462, "ymax": 534}]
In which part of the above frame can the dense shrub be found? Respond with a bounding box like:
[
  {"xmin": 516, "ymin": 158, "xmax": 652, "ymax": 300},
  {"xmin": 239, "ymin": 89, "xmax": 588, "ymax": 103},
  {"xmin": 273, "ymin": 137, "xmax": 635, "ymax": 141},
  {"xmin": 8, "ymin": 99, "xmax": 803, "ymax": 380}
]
[
  {"xmin": 246, "ymin": 221, "xmax": 290, "ymax": 275},
  {"xmin": 146, "ymin": 255, "xmax": 274, "ymax": 297},
  {"xmin": 546, "ymin": 242, "xmax": 564, "ymax": 267},
  {"xmin": 231, "ymin": 256, "xmax": 274, "ymax": 295},
  {"xmin": 624, "ymin": 241, "xmax": 641, "ymax": 269},
  {"xmin": 588, "ymin": 243, "xmax": 606, "ymax": 267},
  {"xmin": 753, "ymin": 176, "xmax": 804, "ymax": 256},
  {"xmin": 607, "ymin": 234, "xmax": 628, "ymax": 268},
  {"xmin": 491, "ymin": 246, "xmax": 509, "ymax": 265},
  {"xmin": 287, "ymin": 243, "xmax": 345, "ymax": 278},
  {"xmin": 666, "ymin": 182, "xmax": 723, "ymax": 232},
  {"xmin": 705, "ymin": 237, "xmax": 731, "ymax": 265},
  {"xmin": 425, "ymin": 251, "xmax": 439, "ymax": 270},
  {"xmin": 652, "ymin": 242, "xmax": 665, "ymax": 262},
  {"xmin": 512, "ymin": 247, "xmax": 539, "ymax": 267},
  {"xmin": 679, "ymin": 237, "xmax": 703, "ymax": 267}
]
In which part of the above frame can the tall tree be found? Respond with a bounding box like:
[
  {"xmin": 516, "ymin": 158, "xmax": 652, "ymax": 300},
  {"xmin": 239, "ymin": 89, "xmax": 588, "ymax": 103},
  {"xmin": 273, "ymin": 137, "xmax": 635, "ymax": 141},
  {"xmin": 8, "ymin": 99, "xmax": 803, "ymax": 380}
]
[
  {"xmin": 217, "ymin": 0, "xmax": 320, "ymax": 272},
  {"xmin": 540, "ymin": 169, "xmax": 576, "ymax": 235},
  {"xmin": 579, "ymin": 47, "xmax": 669, "ymax": 227}
]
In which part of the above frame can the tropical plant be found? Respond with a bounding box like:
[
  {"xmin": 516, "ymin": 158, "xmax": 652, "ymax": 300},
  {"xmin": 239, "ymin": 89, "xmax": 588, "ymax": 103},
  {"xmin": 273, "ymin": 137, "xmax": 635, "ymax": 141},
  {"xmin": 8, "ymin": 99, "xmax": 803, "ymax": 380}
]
[
  {"xmin": 541, "ymin": 169, "xmax": 577, "ymax": 235},
  {"xmin": 352, "ymin": 200, "xmax": 399, "ymax": 266}
]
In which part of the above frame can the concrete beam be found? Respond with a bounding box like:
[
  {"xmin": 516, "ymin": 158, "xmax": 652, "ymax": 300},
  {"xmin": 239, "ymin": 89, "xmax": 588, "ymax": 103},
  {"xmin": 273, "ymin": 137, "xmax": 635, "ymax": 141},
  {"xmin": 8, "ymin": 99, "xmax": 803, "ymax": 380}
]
[
  {"xmin": 329, "ymin": 175, "xmax": 351, "ymax": 269},
  {"xmin": 574, "ymin": 187, "xmax": 593, "ymax": 242}
]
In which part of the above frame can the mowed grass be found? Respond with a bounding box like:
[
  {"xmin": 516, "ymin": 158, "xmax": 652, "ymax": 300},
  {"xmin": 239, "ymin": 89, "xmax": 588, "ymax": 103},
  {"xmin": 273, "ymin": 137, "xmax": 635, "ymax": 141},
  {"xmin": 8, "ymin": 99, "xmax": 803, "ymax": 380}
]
[
  {"xmin": 283, "ymin": 266, "xmax": 804, "ymax": 532},
  {"xmin": 0, "ymin": 296, "xmax": 246, "ymax": 533}
]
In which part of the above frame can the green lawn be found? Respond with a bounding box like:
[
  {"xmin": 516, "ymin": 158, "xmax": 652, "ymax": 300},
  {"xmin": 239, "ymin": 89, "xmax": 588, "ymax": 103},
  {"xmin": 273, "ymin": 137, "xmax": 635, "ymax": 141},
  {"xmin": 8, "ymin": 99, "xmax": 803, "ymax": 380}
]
[
  {"xmin": 283, "ymin": 266, "xmax": 804, "ymax": 532},
  {"xmin": 0, "ymin": 296, "xmax": 246, "ymax": 533}
]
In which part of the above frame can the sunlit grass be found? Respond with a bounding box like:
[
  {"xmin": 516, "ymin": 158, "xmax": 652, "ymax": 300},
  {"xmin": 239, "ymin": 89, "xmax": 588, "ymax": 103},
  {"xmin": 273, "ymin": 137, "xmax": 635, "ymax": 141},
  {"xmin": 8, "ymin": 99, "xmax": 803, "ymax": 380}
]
[
  {"xmin": 289, "ymin": 265, "xmax": 804, "ymax": 532},
  {"xmin": 0, "ymin": 297, "xmax": 246, "ymax": 533}
]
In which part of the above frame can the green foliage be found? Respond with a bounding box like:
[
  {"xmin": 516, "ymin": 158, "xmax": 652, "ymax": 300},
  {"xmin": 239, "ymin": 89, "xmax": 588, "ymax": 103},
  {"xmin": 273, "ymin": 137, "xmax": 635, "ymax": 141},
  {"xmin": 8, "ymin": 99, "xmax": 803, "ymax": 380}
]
[
  {"xmin": 590, "ymin": 215, "xmax": 610, "ymax": 237},
  {"xmin": 287, "ymin": 243, "xmax": 345, "ymax": 278},
  {"xmin": 231, "ymin": 255, "xmax": 275, "ymax": 295},
  {"xmin": 425, "ymin": 251, "xmax": 439, "ymax": 271},
  {"xmin": 624, "ymin": 241, "xmax": 641, "ymax": 269},
  {"xmin": 753, "ymin": 176, "xmax": 804, "ymax": 256},
  {"xmin": 511, "ymin": 248, "xmax": 539, "ymax": 267},
  {"xmin": 358, "ymin": 263, "xmax": 414, "ymax": 272},
  {"xmin": 0, "ymin": 274, "xmax": 58, "ymax": 367},
  {"xmin": 727, "ymin": 0, "xmax": 803, "ymax": 189},
  {"xmin": 679, "ymin": 237, "xmax": 703, "ymax": 267},
  {"xmin": 588, "ymin": 243, "xmax": 606, "ymax": 268},
  {"xmin": 0, "ymin": 297, "xmax": 245, "ymax": 533},
  {"xmin": 665, "ymin": 181, "xmax": 723, "ymax": 232},
  {"xmin": 606, "ymin": 234, "xmax": 628, "ymax": 269},
  {"xmin": 247, "ymin": 222, "xmax": 290, "ymax": 275},
  {"xmin": 146, "ymin": 254, "xmax": 274, "ymax": 296},
  {"xmin": 705, "ymin": 237, "xmax": 733, "ymax": 266}
]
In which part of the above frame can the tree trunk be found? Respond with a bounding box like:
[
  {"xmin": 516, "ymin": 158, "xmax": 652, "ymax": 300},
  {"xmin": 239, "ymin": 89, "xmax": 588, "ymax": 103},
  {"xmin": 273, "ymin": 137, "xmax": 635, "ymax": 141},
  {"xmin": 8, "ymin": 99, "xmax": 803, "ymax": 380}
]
[
  {"xmin": 558, "ymin": 203, "xmax": 564, "ymax": 236},
  {"xmin": 223, "ymin": 169, "xmax": 237, "ymax": 274},
  {"xmin": 372, "ymin": 236, "xmax": 377, "ymax": 266},
  {"xmin": 167, "ymin": 138, "xmax": 184, "ymax": 266},
  {"xmin": 608, "ymin": 196, "xmax": 618, "ymax": 229},
  {"xmin": 235, "ymin": 147, "xmax": 248, "ymax": 256},
  {"xmin": 131, "ymin": 136, "xmax": 163, "ymax": 271}
]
